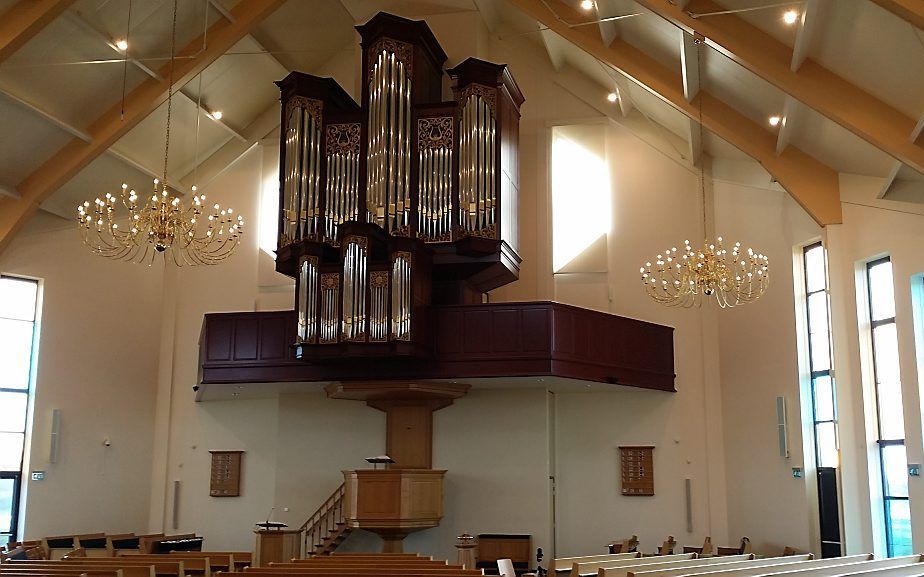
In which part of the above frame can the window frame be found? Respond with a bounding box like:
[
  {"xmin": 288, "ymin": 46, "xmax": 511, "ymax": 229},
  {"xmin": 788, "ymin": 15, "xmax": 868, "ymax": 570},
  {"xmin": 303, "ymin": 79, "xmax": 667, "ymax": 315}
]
[
  {"xmin": 864, "ymin": 257, "xmax": 910, "ymax": 557},
  {"xmin": 802, "ymin": 242, "xmax": 838, "ymax": 468},
  {"xmin": 0, "ymin": 274, "xmax": 39, "ymax": 545}
]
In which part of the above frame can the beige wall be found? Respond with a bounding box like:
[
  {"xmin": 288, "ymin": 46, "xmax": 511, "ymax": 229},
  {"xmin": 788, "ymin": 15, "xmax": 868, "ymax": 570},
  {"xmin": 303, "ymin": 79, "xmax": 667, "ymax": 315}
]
[{"xmin": 0, "ymin": 218, "xmax": 162, "ymax": 538}]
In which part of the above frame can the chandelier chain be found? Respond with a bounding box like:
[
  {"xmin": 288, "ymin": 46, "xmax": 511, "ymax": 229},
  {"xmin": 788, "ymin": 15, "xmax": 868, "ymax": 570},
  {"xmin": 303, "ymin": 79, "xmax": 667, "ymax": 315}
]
[
  {"xmin": 696, "ymin": 37, "xmax": 706, "ymax": 240},
  {"xmin": 638, "ymin": 35, "xmax": 770, "ymax": 308},
  {"xmin": 163, "ymin": 0, "xmax": 178, "ymax": 186}
]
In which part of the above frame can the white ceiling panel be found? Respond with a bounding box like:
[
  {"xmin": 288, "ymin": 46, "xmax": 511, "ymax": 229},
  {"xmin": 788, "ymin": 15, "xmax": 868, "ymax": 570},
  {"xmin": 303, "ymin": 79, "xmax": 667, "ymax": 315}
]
[
  {"xmin": 181, "ymin": 36, "xmax": 286, "ymax": 134},
  {"xmin": 250, "ymin": 0, "xmax": 356, "ymax": 73},
  {"xmin": 702, "ymin": 43, "xmax": 787, "ymax": 129},
  {"xmin": 619, "ymin": 4, "xmax": 683, "ymax": 75},
  {"xmin": 0, "ymin": 95, "xmax": 73, "ymax": 186},
  {"xmin": 113, "ymin": 93, "xmax": 232, "ymax": 184},
  {"xmin": 788, "ymin": 105, "xmax": 895, "ymax": 177},
  {"xmin": 0, "ymin": 14, "xmax": 150, "ymax": 129},
  {"xmin": 812, "ymin": 0, "xmax": 924, "ymax": 119},
  {"xmin": 40, "ymin": 152, "xmax": 159, "ymax": 219}
]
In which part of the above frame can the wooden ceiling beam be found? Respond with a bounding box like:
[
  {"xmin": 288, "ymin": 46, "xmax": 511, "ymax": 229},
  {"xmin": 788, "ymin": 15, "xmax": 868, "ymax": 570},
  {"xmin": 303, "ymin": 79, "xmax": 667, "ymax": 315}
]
[
  {"xmin": 508, "ymin": 0, "xmax": 841, "ymax": 226},
  {"xmin": 0, "ymin": 0, "xmax": 75, "ymax": 64},
  {"xmin": 636, "ymin": 0, "xmax": 924, "ymax": 175},
  {"xmin": 0, "ymin": 0, "xmax": 285, "ymax": 254},
  {"xmin": 869, "ymin": 0, "xmax": 924, "ymax": 31}
]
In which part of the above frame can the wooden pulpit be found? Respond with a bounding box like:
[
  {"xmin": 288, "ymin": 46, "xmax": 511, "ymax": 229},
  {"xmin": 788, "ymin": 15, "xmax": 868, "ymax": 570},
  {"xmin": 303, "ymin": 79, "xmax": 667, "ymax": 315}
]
[
  {"xmin": 343, "ymin": 469, "xmax": 446, "ymax": 552},
  {"xmin": 253, "ymin": 528, "xmax": 302, "ymax": 566}
]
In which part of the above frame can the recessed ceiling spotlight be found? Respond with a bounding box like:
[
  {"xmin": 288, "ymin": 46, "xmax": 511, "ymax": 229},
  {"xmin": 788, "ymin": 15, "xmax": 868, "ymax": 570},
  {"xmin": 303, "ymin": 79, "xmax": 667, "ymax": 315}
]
[
  {"xmin": 607, "ymin": 92, "xmax": 619, "ymax": 103},
  {"xmin": 768, "ymin": 115, "xmax": 782, "ymax": 127},
  {"xmin": 115, "ymin": 39, "xmax": 128, "ymax": 51},
  {"xmin": 782, "ymin": 9, "xmax": 799, "ymax": 25},
  {"xmin": 580, "ymin": 0, "xmax": 595, "ymax": 10},
  {"xmin": 209, "ymin": 110, "xmax": 223, "ymax": 120}
]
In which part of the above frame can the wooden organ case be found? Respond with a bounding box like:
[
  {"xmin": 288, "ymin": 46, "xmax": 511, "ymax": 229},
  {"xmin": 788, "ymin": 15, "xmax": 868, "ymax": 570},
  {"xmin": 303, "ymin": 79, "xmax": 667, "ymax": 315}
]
[{"xmin": 274, "ymin": 12, "xmax": 524, "ymax": 360}]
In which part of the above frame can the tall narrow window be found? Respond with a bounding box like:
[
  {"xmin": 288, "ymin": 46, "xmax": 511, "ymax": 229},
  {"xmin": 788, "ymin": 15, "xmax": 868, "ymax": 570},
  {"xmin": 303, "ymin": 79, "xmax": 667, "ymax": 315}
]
[
  {"xmin": 802, "ymin": 242, "xmax": 842, "ymax": 557},
  {"xmin": 0, "ymin": 275, "xmax": 39, "ymax": 547},
  {"xmin": 866, "ymin": 258, "xmax": 911, "ymax": 557}
]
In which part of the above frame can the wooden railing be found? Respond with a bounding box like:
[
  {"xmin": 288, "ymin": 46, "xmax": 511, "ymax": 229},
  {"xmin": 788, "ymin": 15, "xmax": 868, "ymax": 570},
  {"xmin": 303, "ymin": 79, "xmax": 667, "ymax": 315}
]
[{"xmin": 300, "ymin": 483, "xmax": 346, "ymax": 556}]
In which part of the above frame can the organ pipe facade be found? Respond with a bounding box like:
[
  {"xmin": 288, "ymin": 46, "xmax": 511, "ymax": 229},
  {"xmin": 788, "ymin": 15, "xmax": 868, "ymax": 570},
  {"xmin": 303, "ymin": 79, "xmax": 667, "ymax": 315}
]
[{"xmin": 276, "ymin": 12, "xmax": 524, "ymax": 358}]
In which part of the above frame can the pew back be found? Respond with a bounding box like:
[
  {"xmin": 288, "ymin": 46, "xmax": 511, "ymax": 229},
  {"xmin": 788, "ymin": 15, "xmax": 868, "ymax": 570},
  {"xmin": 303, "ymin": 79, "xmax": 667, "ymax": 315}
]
[
  {"xmin": 554, "ymin": 554, "xmax": 639, "ymax": 572},
  {"xmin": 599, "ymin": 555, "xmax": 752, "ymax": 577},
  {"xmin": 672, "ymin": 555, "xmax": 883, "ymax": 577},
  {"xmin": 574, "ymin": 554, "xmax": 698, "ymax": 577},
  {"xmin": 627, "ymin": 555, "xmax": 814, "ymax": 577}
]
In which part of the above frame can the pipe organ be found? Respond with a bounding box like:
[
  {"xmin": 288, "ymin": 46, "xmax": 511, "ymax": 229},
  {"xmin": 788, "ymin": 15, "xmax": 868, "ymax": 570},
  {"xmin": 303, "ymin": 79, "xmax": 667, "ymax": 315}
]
[{"xmin": 275, "ymin": 12, "xmax": 524, "ymax": 359}]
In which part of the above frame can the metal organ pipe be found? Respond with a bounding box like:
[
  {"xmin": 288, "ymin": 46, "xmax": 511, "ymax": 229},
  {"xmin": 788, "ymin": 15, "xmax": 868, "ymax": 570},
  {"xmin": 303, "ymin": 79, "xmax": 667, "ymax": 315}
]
[
  {"xmin": 366, "ymin": 50, "xmax": 411, "ymax": 234},
  {"xmin": 325, "ymin": 124, "xmax": 360, "ymax": 241},
  {"xmin": 459, "ymin": 93, "xmax": 496, "ymax": 235}
]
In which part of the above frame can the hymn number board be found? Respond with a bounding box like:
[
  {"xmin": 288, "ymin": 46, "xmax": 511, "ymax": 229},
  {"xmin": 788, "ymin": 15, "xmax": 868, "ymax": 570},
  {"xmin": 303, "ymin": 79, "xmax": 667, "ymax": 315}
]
[
  {"xmin": 209, "ymin": 450, "xmax": 243, "ymax": 497},
  {"xmin": 619, "ymin": 446, "xmax": 654, "ymax": 496}
]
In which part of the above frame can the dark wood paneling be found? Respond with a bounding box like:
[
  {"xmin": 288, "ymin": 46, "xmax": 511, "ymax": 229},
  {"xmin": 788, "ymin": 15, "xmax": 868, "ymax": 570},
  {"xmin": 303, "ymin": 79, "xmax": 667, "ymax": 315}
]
[{"xmin": 200, "ymin": 302, "xmax": 675, "ymax": 392}]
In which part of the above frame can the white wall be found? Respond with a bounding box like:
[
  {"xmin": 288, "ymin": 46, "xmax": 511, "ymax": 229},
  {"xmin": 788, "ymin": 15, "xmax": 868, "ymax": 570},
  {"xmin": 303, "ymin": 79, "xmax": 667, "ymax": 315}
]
[{"xmin": 0, "ymin": 218, "xmax": 163, "ymax": 538}]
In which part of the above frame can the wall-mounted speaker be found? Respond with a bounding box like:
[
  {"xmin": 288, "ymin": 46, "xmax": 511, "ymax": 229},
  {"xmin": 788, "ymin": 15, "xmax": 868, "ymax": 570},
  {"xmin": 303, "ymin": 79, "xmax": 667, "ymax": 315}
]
[
  {"xmin": 173, "ymin": 480, "xmax": 181, "ymax": 530},
  {"xmin": 776, "ymin": 396, "xmax": 789, "ymax": 458},
  {"xmin": 49, "ymin": 409, "xmax": 61, "ymax": 463}
]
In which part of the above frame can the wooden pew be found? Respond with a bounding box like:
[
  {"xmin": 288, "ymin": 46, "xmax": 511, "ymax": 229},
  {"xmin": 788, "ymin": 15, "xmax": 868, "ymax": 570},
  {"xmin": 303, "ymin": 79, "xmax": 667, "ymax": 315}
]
[
  {"xmin": 287, "ymin": 559, "xmax": 447, "ymax": 565},
  {"xmin": 667, "ymin": 554, "xmax": 888, "ymax": 577},
  {"xmin": 258, "ymin": 568, "xmax": 478, "ymax": 575},
  {"xmin": 282, "ymin": 559, "xmax": 454, "ymax": 569},
  {"xmin": 741, "ymin": 556, "xmax": 924, "ymax": 577},
  {"xmin": 42, "ymin": 537, "xmax": 77, "ymax": 560},
  {"xmin": 599, "ymin": 555, "xmax": 752, "ymax": 577},
  {"xmin": 74, "ymin": 534, "xmax": 111, "ymax": 558},
  {"xmin": 113, "ymin": 556, "xmax": 209, "ymax": 577},
  {"xmin": 53, "ymin": 557, "xmax": 186, "ymax": 577},
  {"xmin": 839, "ymin": 563, "xmax": 924, "ymax": 577},
  {"xmin": 4, "ymin": 561, "xmax": 156, "ymax": 577},
  {"xmin": 169, "ymin": 552, "xmax": 251, "ymax": 571},
  {"xmin": 627, "ymin": 554, "xmax": 814, "ymax": 577},
  {"xmin": 237, "ymin": 573, "xmax": 478, "ymax": 577},
  {"xmin": 325, "ymin": 555, "xmax": 425, "ymax": 559},
  {"xmin": 554, "ymin": 554, "xmax": 639, "ymax": 573},
  {"xmin": 682, "ymin": 538, "xmax": 713, "ymax": 556},
  {"xmin": 716, "ymin": 539, "xmax": 750, "ymax": 557},
  {"xmin": 573, "ymin": 554, "xmax": 697, "ymax": 577},
  {"xmin": 0, "ymin": 569, "xmax": 125, "ymax": 577},
  {"xmin": 656, "ymin": 538, "xmax": 676, "ymax": 556},
  {"xmin": 607, "ymin": 538, "xmax": 639, "ymax": 555}
]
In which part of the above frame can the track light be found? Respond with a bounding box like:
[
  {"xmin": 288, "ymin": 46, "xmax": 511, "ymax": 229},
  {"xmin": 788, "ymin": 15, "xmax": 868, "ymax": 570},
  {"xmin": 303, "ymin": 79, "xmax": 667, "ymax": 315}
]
[
  {"xmin": 209, "ymin": 110, "xmax": 223, "ymax": 120},
  {"xmin": 607, "ymin": 92, "xmax": 619, "ymax": 103},
  {"xmin": 580, "ymin": 0, "xmax": 595, "ymax": 10},
  {"xmin": 768, "ymin": 115, "xmax": 782, "ymax": 127},
  {"xmin": 115, "ymin": 39, "xmax": 128, "ymax": 51},
  {"xmin": 782, "ymin": 9, "xmax": 799, "ymax": 24}
]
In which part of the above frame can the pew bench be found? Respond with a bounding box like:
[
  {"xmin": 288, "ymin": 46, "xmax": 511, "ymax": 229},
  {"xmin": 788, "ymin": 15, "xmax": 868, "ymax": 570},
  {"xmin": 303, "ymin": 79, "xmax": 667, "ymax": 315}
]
[
  {"xmin": 554, "ymin": 554, "xmax": 638, "ymax": 573},
  {"xmin": 2, "ymin": 562, "xmax": 154, "ymax": 577},
  {"xmin": 626, "ymin": 554, "xmax": 814, "ymax": 577},
  {"xmin": 666, "ymin": 554, "xmax": 887, "ymax": 577},
  {"xmin": 598, "ymin": 554, "xmax": 753, "ymax": 577},
  {"xmin": 573, "ymin": 554, "xmax": 698, "ymax": 577}
]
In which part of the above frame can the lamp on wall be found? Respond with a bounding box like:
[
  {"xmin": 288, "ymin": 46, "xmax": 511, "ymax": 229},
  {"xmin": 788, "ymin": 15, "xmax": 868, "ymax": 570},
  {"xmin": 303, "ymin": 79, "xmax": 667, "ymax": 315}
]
[
  {"xmin": 76, "ymin": 0, "xmax": 244, "ymax": 266},
  {"xmin": 639, "ymin": 37, "xmax": 769, "ymax": 308}
]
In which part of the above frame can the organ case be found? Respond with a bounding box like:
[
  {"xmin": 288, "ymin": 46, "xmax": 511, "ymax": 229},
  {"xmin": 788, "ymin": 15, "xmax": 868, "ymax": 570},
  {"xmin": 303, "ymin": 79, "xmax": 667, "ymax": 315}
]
[{"xmin": 275, "ymin": 12, "xmax": 523, "ymax": 359}]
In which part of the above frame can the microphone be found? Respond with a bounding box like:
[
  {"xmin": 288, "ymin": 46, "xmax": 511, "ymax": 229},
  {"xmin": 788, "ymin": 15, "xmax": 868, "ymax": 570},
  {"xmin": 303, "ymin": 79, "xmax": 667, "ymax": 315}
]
[{"xmin": 266, "ymin": 506, "xmax": 275, "ymax": 525}]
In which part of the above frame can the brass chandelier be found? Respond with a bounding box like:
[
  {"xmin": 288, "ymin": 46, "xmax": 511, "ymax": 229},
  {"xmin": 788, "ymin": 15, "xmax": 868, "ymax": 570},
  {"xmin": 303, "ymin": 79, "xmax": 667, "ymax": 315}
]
[
  {"xmin": 77, "ymin": 0, "xmax": 243, "ymax": 266},
  {"xmin": 639, "ymin": 37, "xmax": 769, "ymax": 308}
]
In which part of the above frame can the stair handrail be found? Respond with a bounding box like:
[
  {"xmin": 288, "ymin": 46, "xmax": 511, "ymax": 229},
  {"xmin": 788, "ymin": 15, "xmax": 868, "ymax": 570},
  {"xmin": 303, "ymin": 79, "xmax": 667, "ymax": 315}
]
[{"xmin": 300, "ymin": 482, "xmax": 346, "ymax": 556}]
